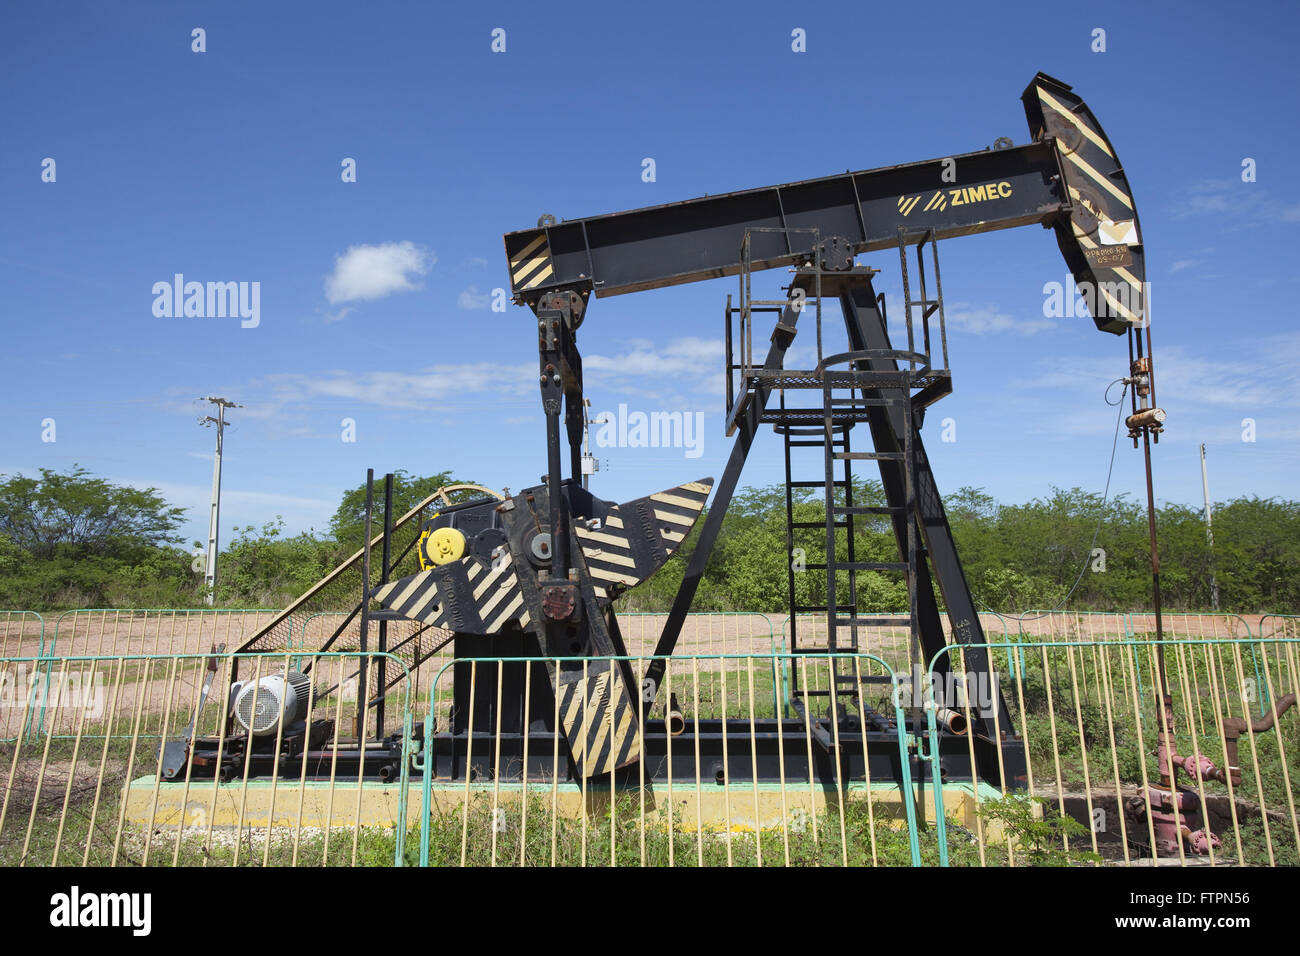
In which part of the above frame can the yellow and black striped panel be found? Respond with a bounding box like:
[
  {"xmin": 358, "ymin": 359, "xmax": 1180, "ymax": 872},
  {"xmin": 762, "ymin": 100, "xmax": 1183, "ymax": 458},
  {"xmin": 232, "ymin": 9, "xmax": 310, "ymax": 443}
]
[
  {"xmin": 373, "ymin": 557, "xmax": 531, "ymax": 634},
  {"xmin": 554, "ymin": 662, "xmax": 640, "ymax": 777},
  {"xmin": 507, "ymin": 231, "xmax": 554, "ymax": 294},
  {"xmin": 576, "ymin": 478, "xmax": 713, "ymax": 592},
  {"xmin": 1024, "ymin": 73, "xmax": 1145, "ymax": 335}
]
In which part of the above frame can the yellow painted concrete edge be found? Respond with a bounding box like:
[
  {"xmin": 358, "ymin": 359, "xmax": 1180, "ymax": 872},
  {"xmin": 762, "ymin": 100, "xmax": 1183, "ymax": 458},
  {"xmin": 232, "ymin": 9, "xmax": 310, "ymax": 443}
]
[{"xmin": 125, "ymin": 775, "xmax": 1015, "ymax": 840}]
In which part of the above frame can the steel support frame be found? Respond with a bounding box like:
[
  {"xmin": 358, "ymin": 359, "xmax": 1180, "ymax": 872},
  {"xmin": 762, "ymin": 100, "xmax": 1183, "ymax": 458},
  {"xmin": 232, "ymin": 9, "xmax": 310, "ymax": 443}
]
[
  {"xmin": 520, "ymin": 256, "xmax": 1015, "ymax": 781},
  {"xmin": 645, "ymin": 275, "xmax": 813, "ymax": 694},
  {"xmin": 638, "ymin": 270, "xmax": 1013, "ymax": 780},
  {"xmin": 837, "ymin": 283, "xmax": 1014, "ymax": 755}
]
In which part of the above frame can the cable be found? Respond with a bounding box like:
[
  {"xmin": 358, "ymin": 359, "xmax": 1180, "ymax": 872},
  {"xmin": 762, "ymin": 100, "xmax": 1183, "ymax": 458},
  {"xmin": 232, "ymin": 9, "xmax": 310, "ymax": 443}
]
[
  {"xmin": 1104, "ymin": 376, "xmax": 1128, "ymax": 407},
  {"xmin": 976, "ymin": 379, "xmax": 1129, "ymax": 622}
]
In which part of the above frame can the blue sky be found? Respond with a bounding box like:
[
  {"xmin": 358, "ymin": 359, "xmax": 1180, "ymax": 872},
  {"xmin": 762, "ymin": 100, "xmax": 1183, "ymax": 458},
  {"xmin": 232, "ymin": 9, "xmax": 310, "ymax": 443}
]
[{"xmin": 2, "ymin": 0, "xmax": 1297, "ymax": 549}]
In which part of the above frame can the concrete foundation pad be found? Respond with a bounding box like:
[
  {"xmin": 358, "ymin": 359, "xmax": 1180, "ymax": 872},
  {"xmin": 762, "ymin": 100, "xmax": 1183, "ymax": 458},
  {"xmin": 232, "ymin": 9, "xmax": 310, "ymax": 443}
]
[{"xmin": 124, "ymin": 775, "xmax": 1010, "ymax": 836}]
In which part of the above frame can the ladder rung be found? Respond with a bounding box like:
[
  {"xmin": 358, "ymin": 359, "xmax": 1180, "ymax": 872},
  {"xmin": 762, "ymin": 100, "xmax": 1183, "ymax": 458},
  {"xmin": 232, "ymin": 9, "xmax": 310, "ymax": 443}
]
[
  {"xmin": 828, "ymin": 397, "xmax": 904, "ymax": 406},
  {"xmin": 787, "ymin": 439, "xmax": 846, "ymax": 448},
  {"xmin": 790, "ymin": 479, "xmax": 849, "ymax": 488},
  {"xmin": 790, "ymin": 521, "xmax": 848, "ymax": 529},
  {"xmin": 830, "ymin": 561, "xmax": 908, "ymax": 572},
  {"xmin": 793, "ymin": 604, "xmax": 858, "ymax": 613},
  {"xmin": 834, "ymin": 505, "xmax": 903, "ymax": 515},
  {"xmin": 832, "ymin": 616, "xmax": 911, "ymax": 627},
  {"xmin": 834, "ymin": 451, "xmax": 903, "ymax": 461}
]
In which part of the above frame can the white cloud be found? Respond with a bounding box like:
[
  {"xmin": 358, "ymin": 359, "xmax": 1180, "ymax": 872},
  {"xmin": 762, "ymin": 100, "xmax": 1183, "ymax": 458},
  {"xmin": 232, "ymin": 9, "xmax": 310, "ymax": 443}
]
[
  {"xmin": 457, "ymin": 285, "xmax": 490, "ymax": 310},
  {"xmin": 944, "ymin": 303, "xmax": 1055, "ymax": 336},
  {"xmin": 116, "ymin": 478, "xmax": 337, "ymax": 528},
  {"xmin": 248, "ymin": 337, "xmax": 728, "ymax": 418},
  {"xmin": 1172, "ymin": 179, "xmax": 1300, "ymax": 228},
  {"xmin": 1149, "ymin": 344, "xmax": 1300, "ymax": 410},
  {"xmin": 265, "ymin": 361, "xmax": 537, "ymax": 410},
  {"xmin": 583, "ymin": 336, "xmax": 720, "ymax": 379},
  {"xmin": 1026, "ymin": 334, "xmax": 1300, "ymax": 412},
  {"xmin": 582, "ymin": 336, "xmax": 726, "ymax": 400},
  {"xmin": 1168, "ymin": 246, "xmax": 1216, "ymax": 277},
  {"xmin": 324, "ymin": 241, "xmax": 434, "ymax": 304}
]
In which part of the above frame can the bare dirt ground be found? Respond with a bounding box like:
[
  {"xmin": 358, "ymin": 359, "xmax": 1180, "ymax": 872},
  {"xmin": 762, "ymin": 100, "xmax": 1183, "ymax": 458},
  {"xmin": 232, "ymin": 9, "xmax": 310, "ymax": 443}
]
[
  {"xmin": 4, "ymin": 609, "xmax": 1277, "ymax": 662},
  {"xmin": 3, "ymin": 609, "xmax": 1286, "ymax": 737}
]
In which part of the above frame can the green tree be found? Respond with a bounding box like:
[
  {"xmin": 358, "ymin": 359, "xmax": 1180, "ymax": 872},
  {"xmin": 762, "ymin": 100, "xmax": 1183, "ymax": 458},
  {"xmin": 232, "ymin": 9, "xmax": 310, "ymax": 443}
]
[
  {"xmin": 0, "ymin": 465, "xmax": 193, "ymax": 609},
  {"xmin": 213, "ymin": 517, "xmax": 337, "ymax": 607},
  {"xmin": 0, "ymin": 465, "xmax": 185, "ymax": 559},
  {"xmin": 328, "ymin": 469, "xmax": 486, "ymax": 555}
]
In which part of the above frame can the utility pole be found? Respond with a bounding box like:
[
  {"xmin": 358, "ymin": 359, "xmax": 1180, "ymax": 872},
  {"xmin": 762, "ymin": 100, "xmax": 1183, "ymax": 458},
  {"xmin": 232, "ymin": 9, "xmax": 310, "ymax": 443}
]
[
  {"xmin": 579, "ymin": 398, "xmax": 607, "ymax": 490},
  {"xmin": 1200, "ymin": 443, "xmax": 1220, "ymax": 611},
  {"xmin": 198, "ymin": 397, "xmax": 240, "ymax": 606}
]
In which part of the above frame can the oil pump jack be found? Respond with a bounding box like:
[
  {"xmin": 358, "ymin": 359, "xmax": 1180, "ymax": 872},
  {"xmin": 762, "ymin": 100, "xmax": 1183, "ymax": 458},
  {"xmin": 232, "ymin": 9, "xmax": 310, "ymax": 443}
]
[{"xmin": 213, "ymin": 72, "xmax": 1168, "ymax": 800}]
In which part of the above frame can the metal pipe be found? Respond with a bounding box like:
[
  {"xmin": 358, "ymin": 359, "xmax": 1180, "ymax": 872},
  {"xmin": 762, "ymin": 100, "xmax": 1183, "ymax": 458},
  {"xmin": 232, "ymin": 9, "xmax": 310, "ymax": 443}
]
[
  {"xmin": 1219, "ymin": 693, "xmax": 1298, "ymax": 778},
  {"xmin": 1142, "ymin": 424, "xmax": 1170, "ymax": 732},
  {"xmin": 936, "ymin": 707, "xmax": 968, "ymax": 736},
  {"xmin": 667, "ymin": 693, "xmax": 685, "ymax": 737},
  {"xmin": 1131, "ymin": 324, "xmax": 1169, "ymax": 723},
  {"xmin": 377, "ymin": 472, "xmax": 393, "ymax": 739},
  {"xmin": 544, "ymin": 393, "xmax": 567, "ymax": 578},
  {"xmin": 1236, "ymin": 692, "xmax": 1297, "ymax": 734},
  {"xmin": 1126, "ymin": 407, "xmax": 1165, "ymax": 430},
  {"xmin": 1145, "ymin": 320, "xmax": 1158, "ymax": 442},
  {"xmin": 357, "ymin": 469, "xmax": 374, "ymax": 741}
]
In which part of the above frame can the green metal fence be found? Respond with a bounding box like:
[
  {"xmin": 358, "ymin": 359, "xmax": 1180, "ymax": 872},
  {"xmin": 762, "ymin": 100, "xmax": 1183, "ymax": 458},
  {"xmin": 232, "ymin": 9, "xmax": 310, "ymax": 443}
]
[
  {"xmin": 4, "ymin": 608, "xmax": 1298, "ymax": 867},
  {"xmin": 0, "ymin": 650, "xmax": 415, "ymax": 867},
  {"xmin": 926, "ymin": 633, "xmax": 1299, "ymax": 866},
  {"xmin": 0, "ymin": 612, "xmax": 46, "ymax": 742},
  {"xmin": 415, "ymin": 651, "xmax": 922, "ymax": 867}
]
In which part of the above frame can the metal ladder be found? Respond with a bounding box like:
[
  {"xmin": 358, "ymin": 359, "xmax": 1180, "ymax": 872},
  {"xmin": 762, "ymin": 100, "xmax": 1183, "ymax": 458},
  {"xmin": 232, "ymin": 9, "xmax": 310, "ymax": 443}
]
[
  {"xmin": 778, "ymin": 357, "xmax": 921, "ymax": 715},
  {"xmin": 727, "ymin": 229, "xmax": 948, "ymax": 724},
  {"xmin": 822, "ymin": 361, "xmax": 918, "ymax": 673}
]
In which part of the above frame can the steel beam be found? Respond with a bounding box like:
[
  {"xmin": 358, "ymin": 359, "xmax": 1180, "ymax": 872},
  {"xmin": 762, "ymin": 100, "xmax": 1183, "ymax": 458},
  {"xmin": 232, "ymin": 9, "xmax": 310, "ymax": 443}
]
[{"xmin": 506, "ymin": 142, "xmax": 1064, "ymax": 301}]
